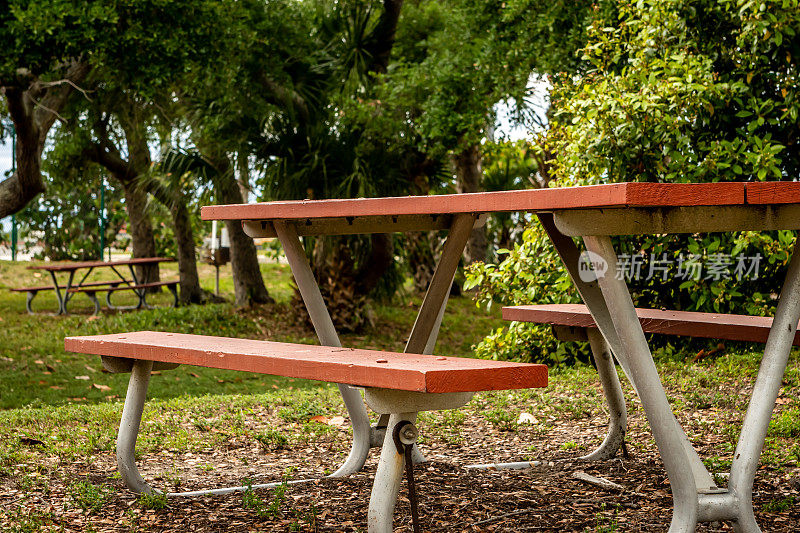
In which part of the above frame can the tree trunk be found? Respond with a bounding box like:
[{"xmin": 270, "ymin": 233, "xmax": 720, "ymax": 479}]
[
  {"xmin": 143, "ymin": 176, "xmax": 205, "ymax": 305},
  {"xmin": 225, "ymin": 218, "xmax": 273, "ymax": 306},
  {"xmin": 121, "ymin": 180, "xmax": 160, "ymax": 284},
  {"xmin": 0, "ymin": 91, "xmax": 45, "ymax": 217},
  {"xmin": 237, "ymin": 151, "xmax": 251, "ymax": 202},
  {"xmin": 355, "ymin": 233, "xmax": 394, "ymax": 295},
  {"xmin": 0, "ymin": 61, "xmax": 90, "ymax": 219},
  {"xmin": 214, "ymin": 157, "xmax": 272, "ymax": 306},
  {"xmin": 171, "ymin": 199, "xmax": 204, "ymax": 304},
  {"xmin": 453, "ymin": 144, "xmax": 487, "ymax": 264}
]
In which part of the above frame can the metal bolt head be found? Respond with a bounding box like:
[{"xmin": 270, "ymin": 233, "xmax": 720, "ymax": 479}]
[{"xmin": 398, "ymin": 423, "xmax": 418, "ymax": 445}]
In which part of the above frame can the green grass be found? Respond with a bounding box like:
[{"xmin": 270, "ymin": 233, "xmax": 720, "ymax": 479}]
[
  {"xmin": 0, "ymin": 259, "xmax": 505, "ymax": 409},
  {"xmin": 68, "ymin": 480, "xmax": 110, "ymax": 514},
  {"xmin": 0, "ymin": 256, "xmax": 798, "ymax": 504}
]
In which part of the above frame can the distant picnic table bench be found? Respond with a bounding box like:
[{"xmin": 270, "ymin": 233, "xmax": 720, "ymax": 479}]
[
  {"xmin": 19, "ymin": 257, "xmax": 177, "ymax": 315},
  {"xmin": 66, "ymin": 182, "xmax": 800, "ymax": 532}
]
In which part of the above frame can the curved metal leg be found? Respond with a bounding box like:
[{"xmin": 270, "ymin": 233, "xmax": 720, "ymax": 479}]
[
  {"xmin": 582, "ymin": 328, "xmax": 627, "ymax": 461},
  {"xmin": 85, "ymin": 291, "xmax": 101, "ymax": 315},
  {"xmin": 584, "ymin": 236, "xmax": 701, "ymax": 533},
  {"xmin": 25, "ymin": 291, "xmax": 37, "ymax": 314},
  {"xmin": 368, "ymin": 412, "xmax": 417, "ymax": 533},
  {"xmin": 49, "ymin": 271, "xmax": 69, "ymax": 315},
  {"xmin": 732, "ymin": 500, "xmax": 760, "ymax": 533},
  {"xmin": 329, "ymin": 384, "xmax": 373, "ymax": 477},
  {"xmin": 729, "ymin": 244, "xmax": 800, "ymax": 533},
  {"xmin": 117, "ymin": 359, "xmax": 157, "ymax": 494},
  {"xmin": 274, "ymin": 221, "xmax": 372, "ymax": 477},
  {"xmin": 167, "ymin": 283, "xmax": 179, "ymax": 307}
]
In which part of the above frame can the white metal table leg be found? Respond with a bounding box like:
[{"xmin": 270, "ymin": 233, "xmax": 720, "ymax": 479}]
[
  {"xmin": 405, "ymin": 213, "xmax": 476, "ymax": 355},
  {"xmin": 274, "ymin": 221, "xmax": 372, "ymax": 477},
  {"xmin": 368, "ymin": 412, "xmax": 418, "ymax": 533},
  {"xmin": 404, "ymin": 213, "xmax": 476, "ymax": 464},
  {"xmin": 727, "ymin": 244, "xmax": 800, "ymax": 532},
  {"xmin": 584, "ymin": 235, "xmax": 711, "ymax": 533},
  {"xmin": 581, "ymin": 328, "xmax": 627, "ymax": 460},
  {"xmin": 539, "ymin": 214, "xmax": 633, "ymax": 456},
  {"xmin": 117, "ymin": 359, "xmax": 156, "ymax": 494},
  {"xmin": 544, "ymin": 214, "xmax": 711, "ymax": 488}
]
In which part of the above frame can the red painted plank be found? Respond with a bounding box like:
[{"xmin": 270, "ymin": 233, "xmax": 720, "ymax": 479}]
[
  {"xmin": 64, "ymin": 331, "xmax": 547, "ymax": 393},
  {"xmin": 201, "ymin": 183, "xmax": 747, "ymax": 221},
  {"xmin": 29, "ymin": 257, "xmax": 175, "ymax": 272},
  {"xmin": 502, "ymin": 304, "xmax": 800, "ymax": 345},
  {"xmin": 623, "ymin": 182, "xmax": 744, "ymax": 207},
  {"xmin": 745, "ymin": 182, "xmax": 800, "ymax": 205}
]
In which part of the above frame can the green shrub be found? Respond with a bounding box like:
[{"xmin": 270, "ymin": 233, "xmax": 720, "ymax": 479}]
[{"xmin": 466, "ymin": 0, "xmax": 800, "ymax": 365}]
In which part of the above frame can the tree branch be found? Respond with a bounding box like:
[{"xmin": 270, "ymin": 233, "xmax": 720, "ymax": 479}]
[
  {"xmin": 37, "ymin": 78, "xmax": 92, "ymax": 101},
  {"xmin": 257, "ymin": 73, "xmax": 310, "ymax": 123},
  {"xmin": 365, "ymin": 0, "xmax": 403, "ymax": 75}
]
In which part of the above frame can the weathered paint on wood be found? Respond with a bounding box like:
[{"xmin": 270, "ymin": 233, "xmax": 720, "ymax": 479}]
[
  {"xmin": 503, "ymin": 303, "xmax": 800, "ymax": 345},
  {"xmin": 65, "ymin": 331, "xmax": 548, "ymax": 393},
  {"xmin": 201, "ymin": 183, "xmax": 748, "ymax": 221},
  {"xmin": 745, "ymin": 182, "xmax": 800, "ymax": 205}
]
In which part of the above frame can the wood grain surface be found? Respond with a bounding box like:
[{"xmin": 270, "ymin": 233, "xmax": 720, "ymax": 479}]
[
  {"xmin": 746, "ymin": 182, "xmax": 800, "ymax": 205},
  {"xmin": 503, "ymin": 303, "xmax": 800, "ymax": 345},
  {"xmin": 65, "ymin": 331, "xmax": 548, "ymax": 393},
  {"xmin": 201, "ymin": 183, "xmax": 749, "ymax": 221}
]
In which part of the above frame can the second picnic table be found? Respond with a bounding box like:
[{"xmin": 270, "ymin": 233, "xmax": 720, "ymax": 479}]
[
  {"xmin": 22, "ymin": 257, "xmax": 177, "ymax": 315},
  {"xmin": 202, "ymin": 181, "xmax": 800, "ymax": 532}
]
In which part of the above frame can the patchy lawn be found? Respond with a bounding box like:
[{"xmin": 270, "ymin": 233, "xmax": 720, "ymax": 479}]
[{"xmin": 0, "ymin": 259, "xmax": 798, "ymax": 531}]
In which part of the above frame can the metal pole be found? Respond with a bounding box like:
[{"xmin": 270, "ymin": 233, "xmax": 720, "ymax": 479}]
[
  {"xmin": 11, "ymin": 127, "xmax": 17, "ymax": 261},
  {"xmin": 99, "ymin": 178, "xmax": 106, "ymax": 260}
]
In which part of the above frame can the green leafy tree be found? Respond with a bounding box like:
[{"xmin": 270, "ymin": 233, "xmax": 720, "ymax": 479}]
[
  {"xmin": 468, "ymin": 0, "xmax": 800, "ymax": 364},
  {"xmin": 0, "ymin": 0, "xmax": 219, "ymax": 219}
]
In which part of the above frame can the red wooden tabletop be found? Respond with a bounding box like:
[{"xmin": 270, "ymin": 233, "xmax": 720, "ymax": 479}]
[
  {"xmin": 65, "ymin": 331, "xmax": 548, "ymax": 393},
  {"xmin": 200, "ymin": 182, "xmax": 786, "ymax": 221},
  {"xmin": 745, "ymin": 182, "xmax": 800, "ymax": 204},
  {"xmin": 28, "ymin": 257, "xmax": 175, "ymax": 272}
]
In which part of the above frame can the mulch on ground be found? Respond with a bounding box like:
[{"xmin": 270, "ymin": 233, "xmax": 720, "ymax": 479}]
[{"xmin": 2, "ymin": 387, "xmax": 798, "ymax": 532}]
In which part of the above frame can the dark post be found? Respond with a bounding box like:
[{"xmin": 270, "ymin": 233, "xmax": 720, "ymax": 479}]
[
  {"xmin": 10, "ymin": 127, "xmax": 17, "ymax": 261},
  {"xmin": 99, "ymin": 178, "xmax": 106, "ymax": 260}
]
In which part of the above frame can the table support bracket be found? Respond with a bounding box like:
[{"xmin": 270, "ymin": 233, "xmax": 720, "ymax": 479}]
[
  {"xmin": 274, "ymin": 221, "xmax": 373, "ymax": 478},
  {"xmin": 583, "ymin": 235, "xmax": 715, "ymax": 532},
  {"xmin": 727, "ymin": 240, "xmax": 800, "ymax": 533}
]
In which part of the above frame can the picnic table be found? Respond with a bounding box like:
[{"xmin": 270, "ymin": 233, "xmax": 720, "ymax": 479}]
[
  {"xmin": 23, "ymin": 257, "xmax": 177, "ymax": 315},
  {"xmin": 203, "ymin": 181, "xmax": 800, "ymax": 532}
]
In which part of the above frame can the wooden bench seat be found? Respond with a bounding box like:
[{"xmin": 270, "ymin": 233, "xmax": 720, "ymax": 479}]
[
  {"xmin": 67, "ymin": 281, "xmax": 179, "ymax": 314},
  {"xmin": 64, "ymin": 331, "xmax": 547, "ymax": 531},
  {"xmin": 65, "ymin": 331, "xmax": 546, "ymax": 393},
  {"xmin": 10, "ymin": 280, "xmax": 123, "ymax": 293},
  {"xmin": 502, "ymin": 303, "xmax": 799, "ymax": 345}
]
